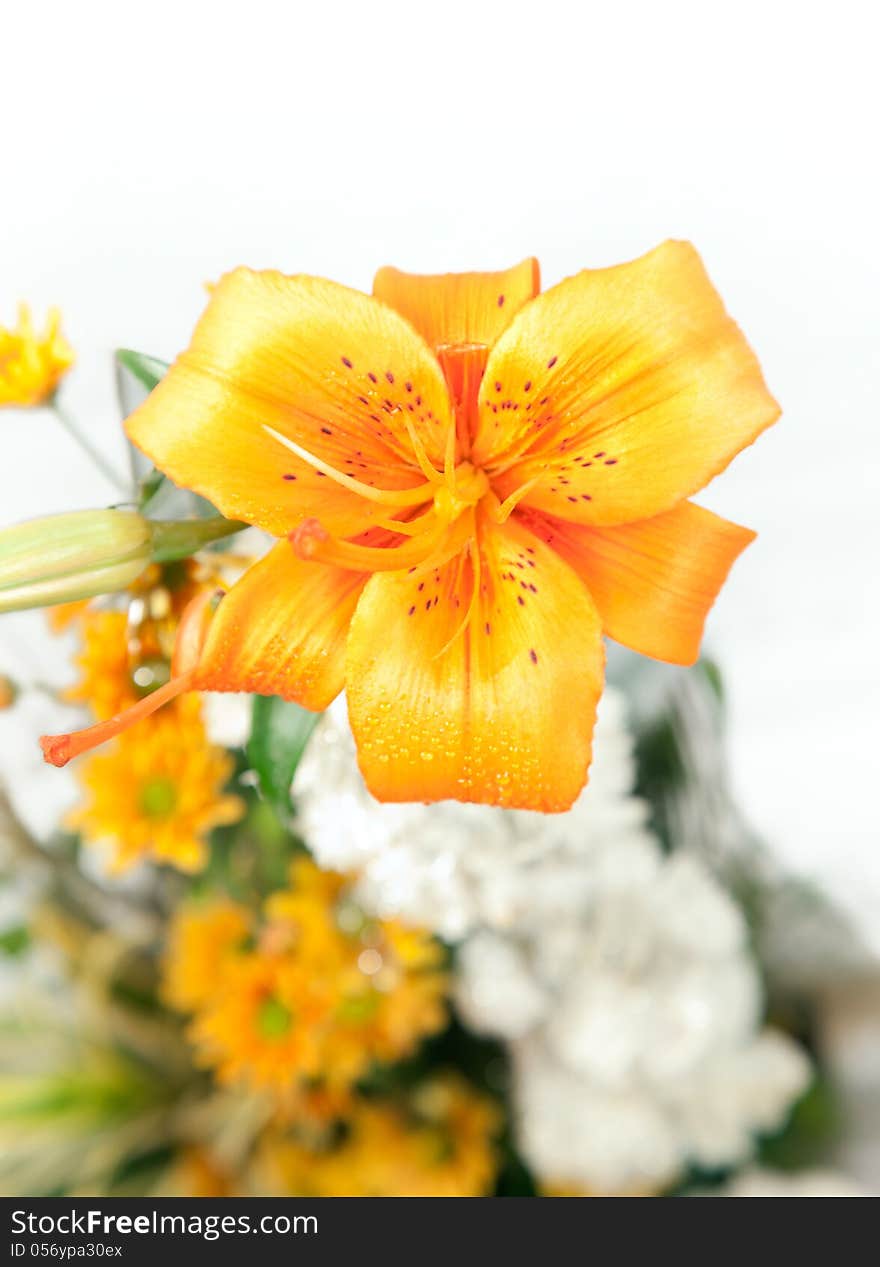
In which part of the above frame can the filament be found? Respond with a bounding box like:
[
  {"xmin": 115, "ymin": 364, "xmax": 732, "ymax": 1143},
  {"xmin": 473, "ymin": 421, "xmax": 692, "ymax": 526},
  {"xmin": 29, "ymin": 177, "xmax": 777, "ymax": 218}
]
[
  {"xmin": 443, "ymin": 417, "xmax": 458, "ymax": 495},
  {"xmin": 489, "ymin": 476, "xmax": 541, "ymax": 523},
  {"xmin": 433, "ymin": 530, "xmax": 482, "ymax": 659},
  {"xmin": 402, "ymin": 414, "xmax": 445, "ymax": 485},
  {"xmin": 263, "ymin": 425, "xmax": 434, "ymax": 508},
  {"xmin": 291, "ymin": 512, "xmax": 471, "ymax": 575}
]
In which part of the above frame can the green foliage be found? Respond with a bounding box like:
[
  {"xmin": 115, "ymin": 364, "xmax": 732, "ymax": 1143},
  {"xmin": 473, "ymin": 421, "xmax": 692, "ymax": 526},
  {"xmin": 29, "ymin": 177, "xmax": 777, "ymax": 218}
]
[
  {"xmin": 0, "ymin": 926, "xmax": 30, "ymax": 957},
  {"xmin": 247, "ymin": 696, "xmax": 321, "ymax": 816},
  {"xmin": 114, "ymin": 348, "xmax": 169, "ymax": 398},
  {"xmin": 198, "ymin": 751, "xmax": 305, "ymax": 903},
  {"xmin": 631, "ymin": 711, "xmax": 687, "ymax": 851},
  {"xmin": 758, "ymin": 1076, "xmax": 841, "ymax": 1171},
  {"xmin": 615, "ymin": 653, "xmax": 726, "ymax": 852}
]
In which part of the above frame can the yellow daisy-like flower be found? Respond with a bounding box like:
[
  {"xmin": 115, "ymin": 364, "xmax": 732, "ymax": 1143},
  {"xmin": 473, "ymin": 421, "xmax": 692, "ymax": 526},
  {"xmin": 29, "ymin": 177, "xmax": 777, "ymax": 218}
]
[
  {"xmin": 0, "ymin": 304, "xmax": 74, "ymax": 407},
  {"xmin": 258, "ymin": 1075, "xmax": 501, "ymax": 1197},
  {"xmin": 64, "ymin": 609, "xmax": 136, "ymax": 721},
  {"xmin": 164, "ymin": 859, "xmax": 448, "ymax": 1102},
  {"xmin": 187, "ymin": 951, "xmax": 329, "ymax": 1090},
  {"xmin": 67, "ymin": 694, "xmax": 244, "ymax": 873},
  {"xmin": 57, "ymin": 561, "xmax": 217, "ymax": 721},
  {"xmin": 162, "ymin": 900, "xmax": 253, "ymax": 1012}
]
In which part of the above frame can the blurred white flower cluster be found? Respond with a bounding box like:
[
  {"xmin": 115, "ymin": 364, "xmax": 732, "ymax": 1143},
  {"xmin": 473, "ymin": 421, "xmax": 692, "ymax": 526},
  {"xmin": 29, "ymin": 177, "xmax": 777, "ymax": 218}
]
[
  {"xmin": 294, "ymin": 689, "xmax": 810, "ymax": 1195},
  {"xmin": 708, "ymin": 1168, "xmax": 867, "ymax": 1197},
  {"xmin": 295, "ymin": 690, "xmax": 654, "ymax": 941}
]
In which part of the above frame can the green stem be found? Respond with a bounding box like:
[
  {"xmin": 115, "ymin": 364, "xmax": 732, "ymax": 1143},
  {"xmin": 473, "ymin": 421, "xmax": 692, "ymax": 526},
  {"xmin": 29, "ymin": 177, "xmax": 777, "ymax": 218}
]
[
  {"xmin": 149, "ymin": 516, "xmax": 248, "ymax": 562},
  {"xmin": 49, "ymin": 398, "xmax": 131, "ymax": 496}
]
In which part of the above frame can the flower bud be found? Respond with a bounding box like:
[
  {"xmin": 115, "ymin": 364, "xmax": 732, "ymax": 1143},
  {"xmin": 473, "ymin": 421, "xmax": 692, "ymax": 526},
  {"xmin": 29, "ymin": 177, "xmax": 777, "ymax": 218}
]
[
  {"xmin": 0, "ymin": 509, "xmax": 151, "ymax": 613},
  {"xmin": 0, "ymin": 510, "xmax": 246, "ymax": 615}
]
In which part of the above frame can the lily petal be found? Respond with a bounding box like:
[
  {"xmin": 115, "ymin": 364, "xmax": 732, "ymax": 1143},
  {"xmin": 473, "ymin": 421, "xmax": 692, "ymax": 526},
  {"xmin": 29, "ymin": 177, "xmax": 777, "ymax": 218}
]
[
  {"xmin": 475, "ymin": 241, "xmax": 780, "ymax": 526},
  {"xmin": 195, "ymin": 542, "xmax": 366, "ymax": 710},
  {"xmin": 345, "ymin": 513, "xmax": 604, "ymax": 811},
  {"xmin": 523, "ymin": 501, "xmax": 756, "ymax": 665},
  {"xmin": 373, "ymin": 259, "xmax": 540, "ymax": 352},
  {"xmin": 126, "ymin": 269, "xmax": 453, "ymax": 538}
]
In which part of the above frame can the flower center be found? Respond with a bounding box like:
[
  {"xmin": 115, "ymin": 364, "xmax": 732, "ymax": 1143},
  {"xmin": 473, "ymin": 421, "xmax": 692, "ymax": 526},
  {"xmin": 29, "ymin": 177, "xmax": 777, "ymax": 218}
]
[
  {"xmin": 257, "ymin": 995, "xmax": 293, "ymax": 1038},
  {"xmin": 138, "ymin": 775, "xmax": 178, "ymax": 818},
  {"xmin": 336, "ymin": 991, "xmax": 381, "ymax": 1023},
  {"xmin": 433, "ymin": 462, "xmax": 490, "ymax": 523},
  {"xmin": 267, "ymin": 339, "xmax": 534, "ymax": 581}
]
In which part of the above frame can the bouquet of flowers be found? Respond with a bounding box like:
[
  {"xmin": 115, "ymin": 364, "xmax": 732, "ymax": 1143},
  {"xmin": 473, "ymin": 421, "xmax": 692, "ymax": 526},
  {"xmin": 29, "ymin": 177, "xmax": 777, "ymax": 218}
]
[{"xmin": 0, "ymin": 248, "xmax": 844, "ymax": 1196}]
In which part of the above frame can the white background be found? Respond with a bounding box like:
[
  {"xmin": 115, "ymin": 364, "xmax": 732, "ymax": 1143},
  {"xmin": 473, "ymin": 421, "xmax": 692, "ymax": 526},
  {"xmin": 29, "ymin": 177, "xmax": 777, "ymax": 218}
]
[{"xmin": 2, "ymin": 2, "xmax": 878, "ymax": 937}]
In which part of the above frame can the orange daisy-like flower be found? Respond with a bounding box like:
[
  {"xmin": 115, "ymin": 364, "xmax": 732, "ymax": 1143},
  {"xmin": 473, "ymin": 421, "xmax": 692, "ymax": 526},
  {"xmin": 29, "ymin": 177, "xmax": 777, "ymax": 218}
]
[
  {"xmin": 47, "ymin": 243, "xmax": 779, "ymax": 811},
  {"xmin": 163, "ymin": 859, "xmax": 448, "ymax": 1102}
]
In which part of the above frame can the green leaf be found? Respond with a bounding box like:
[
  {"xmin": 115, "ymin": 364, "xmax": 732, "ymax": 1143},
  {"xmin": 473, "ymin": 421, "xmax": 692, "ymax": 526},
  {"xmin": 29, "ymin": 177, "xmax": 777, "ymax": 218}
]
[
  {"xmin": 114, "ymin": 348, "xmax": 169, "ymax": 397},
  {"xmin": 0, "ymin": 926, "xmax": 30, "ymax": 957},
  {"xmin": 697, "ymin": 656, "xmax": 725, "ymax": 709},
  {"xmin": 247, "ymin": 696, "xmax": 321, "ymax": 812},
  {"xmin": 114, "ymin": 349, "xmax": 171, "ymax": 500},
  {"xmin": 137, "ymin": 468, "xmax": 166, "ymax": 508}
]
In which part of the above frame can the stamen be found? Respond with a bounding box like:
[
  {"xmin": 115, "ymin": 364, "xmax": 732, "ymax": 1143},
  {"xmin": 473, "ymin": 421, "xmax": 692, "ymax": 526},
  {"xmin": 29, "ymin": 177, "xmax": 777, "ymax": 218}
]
[
  {"xmin": 488, "ymin": 476, "xmax": 541, "ymax": 523},
  {"xmin": 444, "ymin": 415, "xmax": 458, "ymax": 495},
  {"xmin": 404, "ymin": 522, "xmax": 474, "ymax": 581},
  {"xmin": 290, "ymin": 514, "xmax": 471, "ymax": 574},
  {"xmin": 402, "ymin": 414, "xmax": 444, "ymax": 485},
  {"xmin": 433, "ymin": 531, "xmax": 482, "ymax": 659},
  {"xmin": 370, "ymin": 511, "xmax": 437, "ymax": 537},
  {"xmin": 262, "ymin": 425, "xmax": 434, "ymax": 508}
]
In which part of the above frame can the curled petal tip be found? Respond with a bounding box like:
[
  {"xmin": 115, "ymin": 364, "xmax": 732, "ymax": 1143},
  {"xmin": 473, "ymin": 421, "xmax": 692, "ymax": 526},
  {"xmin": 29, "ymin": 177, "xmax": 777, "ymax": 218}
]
[{"xmin": 40, "ymin": 734, "xmax": 71, "ymax": 768}]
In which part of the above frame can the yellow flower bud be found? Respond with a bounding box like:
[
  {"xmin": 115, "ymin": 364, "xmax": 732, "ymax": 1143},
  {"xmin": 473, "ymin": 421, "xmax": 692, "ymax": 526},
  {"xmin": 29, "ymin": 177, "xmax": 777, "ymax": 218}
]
[{"xmin": 0, "ymin": 509, "xmax": 151, "ymax": 613}]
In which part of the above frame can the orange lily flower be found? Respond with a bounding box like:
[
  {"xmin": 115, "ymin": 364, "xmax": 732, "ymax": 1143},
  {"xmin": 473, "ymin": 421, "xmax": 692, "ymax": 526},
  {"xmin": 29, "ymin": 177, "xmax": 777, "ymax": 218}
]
[{"xmin": 42, "ymin": 242, "xmax": 779, "ymax": 811}]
